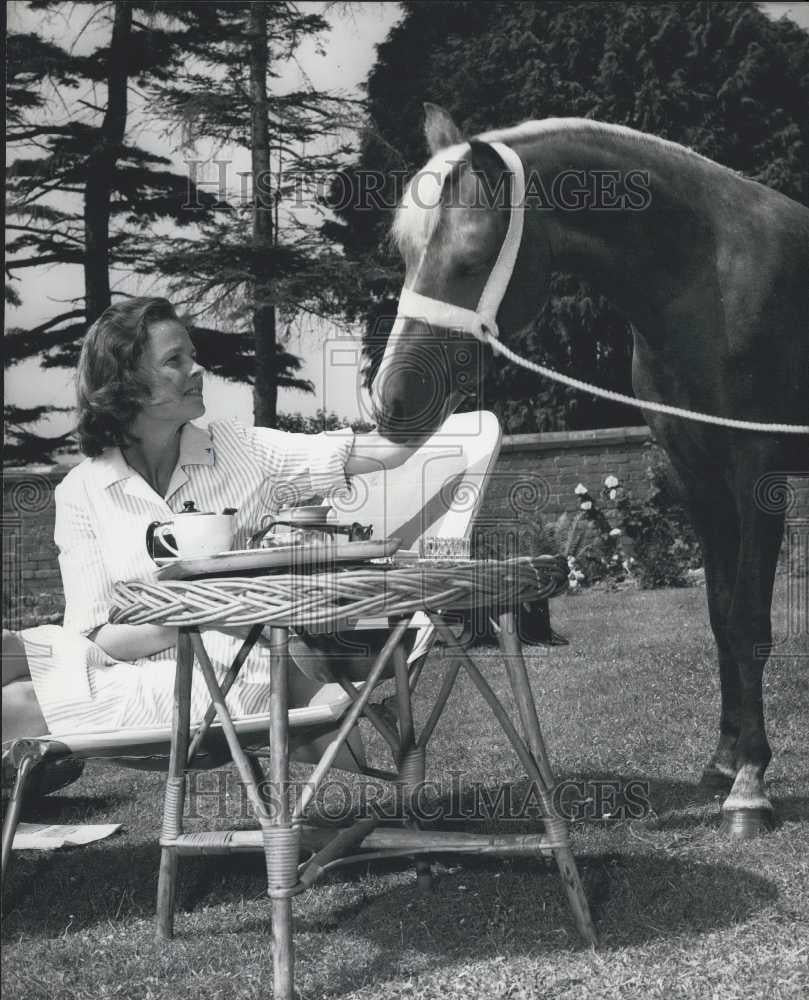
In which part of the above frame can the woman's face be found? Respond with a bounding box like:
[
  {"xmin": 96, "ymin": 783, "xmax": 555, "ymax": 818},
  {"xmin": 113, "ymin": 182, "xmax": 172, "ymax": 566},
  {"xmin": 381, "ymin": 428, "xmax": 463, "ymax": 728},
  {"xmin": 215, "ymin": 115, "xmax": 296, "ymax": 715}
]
[{"xmin": 138, "ymin": 319, "xmax": 206, "ymax": 424}]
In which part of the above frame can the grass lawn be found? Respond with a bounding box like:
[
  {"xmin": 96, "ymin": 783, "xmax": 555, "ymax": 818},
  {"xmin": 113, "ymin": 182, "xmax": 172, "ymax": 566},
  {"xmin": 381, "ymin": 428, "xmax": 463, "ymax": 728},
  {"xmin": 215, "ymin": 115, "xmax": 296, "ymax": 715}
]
[{"xmin": 2, "ymin": 578, "xmax": 807, "ymax": 1000}]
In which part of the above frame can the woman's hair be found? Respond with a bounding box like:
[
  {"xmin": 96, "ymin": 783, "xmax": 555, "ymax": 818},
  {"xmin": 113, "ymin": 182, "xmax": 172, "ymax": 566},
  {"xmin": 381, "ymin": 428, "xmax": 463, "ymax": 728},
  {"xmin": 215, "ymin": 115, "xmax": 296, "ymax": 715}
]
[{"xmin": 76, "ymin": 297, "xmax": 181, "ymax": 457}]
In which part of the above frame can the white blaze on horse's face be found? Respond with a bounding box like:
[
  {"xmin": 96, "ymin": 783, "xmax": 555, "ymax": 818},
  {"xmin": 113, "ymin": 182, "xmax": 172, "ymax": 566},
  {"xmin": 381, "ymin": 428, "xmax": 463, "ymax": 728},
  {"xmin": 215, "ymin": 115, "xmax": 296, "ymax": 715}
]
[{"xmin": 373, "ymin": 141, "xmax": 525, "ymax": 441}]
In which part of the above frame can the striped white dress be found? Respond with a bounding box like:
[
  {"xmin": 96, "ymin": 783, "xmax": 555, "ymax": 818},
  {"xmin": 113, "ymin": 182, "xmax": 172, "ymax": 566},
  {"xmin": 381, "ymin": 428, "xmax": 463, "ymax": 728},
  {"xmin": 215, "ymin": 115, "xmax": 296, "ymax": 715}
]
[{"xmin": 22, "ymin": 419, "xmax": 354, "ymax": 734}]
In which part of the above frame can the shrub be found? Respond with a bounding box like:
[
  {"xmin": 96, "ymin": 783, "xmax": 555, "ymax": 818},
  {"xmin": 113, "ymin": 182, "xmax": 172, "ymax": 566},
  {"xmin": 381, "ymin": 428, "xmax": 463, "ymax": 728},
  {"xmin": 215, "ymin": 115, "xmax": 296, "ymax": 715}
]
[
  {"xmin": 558, "ymin": 462, "xmax": 702, "ymax": 590},
  {"xmin": 276, "ymin": 409, "xmax": 374, "ymax": 434},
  {"xmin": 472, "ymin": 452, "xmax": 702, "ymax": 591}
]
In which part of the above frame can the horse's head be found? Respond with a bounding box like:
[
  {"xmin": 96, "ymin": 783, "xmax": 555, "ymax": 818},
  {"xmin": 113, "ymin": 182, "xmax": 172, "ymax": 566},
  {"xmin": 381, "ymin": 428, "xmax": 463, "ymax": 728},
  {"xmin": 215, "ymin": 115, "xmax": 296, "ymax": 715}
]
[{"xmin": 372, "ymin": 104, "xmax": 550, "ymax": 442}]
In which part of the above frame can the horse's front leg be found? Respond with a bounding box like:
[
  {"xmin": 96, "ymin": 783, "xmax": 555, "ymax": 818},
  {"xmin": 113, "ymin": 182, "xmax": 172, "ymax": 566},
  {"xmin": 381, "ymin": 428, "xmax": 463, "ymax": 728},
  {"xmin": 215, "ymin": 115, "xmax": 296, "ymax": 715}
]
[
  {"xmin": 718, "ymin": 490, "xmax": 785, "ymax": 838},
  {"xmin": 676, "ymin": 487, "xmax": 744, "ymax": 790}
]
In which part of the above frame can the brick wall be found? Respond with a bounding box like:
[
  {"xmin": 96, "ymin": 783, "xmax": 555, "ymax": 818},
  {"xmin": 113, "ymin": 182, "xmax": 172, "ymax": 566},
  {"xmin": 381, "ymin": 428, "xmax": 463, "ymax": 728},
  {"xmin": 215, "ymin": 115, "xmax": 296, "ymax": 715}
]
[
  {"xmin": 475, "ymin": 426, "xmax": 808, "ymax": 553},
  {"xmin": 478, "ymin": 426, "xmax": 659, "ymax": 525},
  {"xmin": 3, "ymin": 430, "xmax": 807, "ymax": 627}
]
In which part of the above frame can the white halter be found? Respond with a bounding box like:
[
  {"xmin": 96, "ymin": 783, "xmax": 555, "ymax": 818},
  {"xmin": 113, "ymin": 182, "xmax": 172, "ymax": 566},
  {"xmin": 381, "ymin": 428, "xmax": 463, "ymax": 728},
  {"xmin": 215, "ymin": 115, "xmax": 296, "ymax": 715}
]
[{"xmin": 393, "ymin": 141, "xmax": 526, "ymax": 342}]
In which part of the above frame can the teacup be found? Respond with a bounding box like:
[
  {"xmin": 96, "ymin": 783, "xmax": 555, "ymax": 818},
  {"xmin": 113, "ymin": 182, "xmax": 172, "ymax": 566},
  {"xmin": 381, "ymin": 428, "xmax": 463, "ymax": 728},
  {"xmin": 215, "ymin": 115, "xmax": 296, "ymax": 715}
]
[{"xmin": 147, "ymin": 501, "xmax": 235, "ymax": 560}]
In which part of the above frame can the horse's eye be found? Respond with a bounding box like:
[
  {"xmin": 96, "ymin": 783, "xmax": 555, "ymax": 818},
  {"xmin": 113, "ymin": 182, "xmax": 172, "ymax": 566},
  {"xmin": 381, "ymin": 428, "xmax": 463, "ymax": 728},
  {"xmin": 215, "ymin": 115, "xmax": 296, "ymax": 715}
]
[{"xmin": 456, "ymin": 259, "xmax": 487, "ymax": 277}]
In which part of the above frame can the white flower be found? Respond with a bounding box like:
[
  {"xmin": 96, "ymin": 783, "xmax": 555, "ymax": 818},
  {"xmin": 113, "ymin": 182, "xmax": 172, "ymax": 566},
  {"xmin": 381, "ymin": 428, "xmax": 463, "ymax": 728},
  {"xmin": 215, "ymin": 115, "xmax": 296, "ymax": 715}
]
[
  {"xmin": 574, "ymin": 569, "xmax": 585, "ymax": 580},
  {"xmin": 609, "ymin": 528, "xmax": 622, "ymax": 537},
  {"xmin": 609, "ymin": 489, "xmax": 618, "ymax": 501},
  {"xmin": 567, "ymin": 555, "xmax": 576, "ymax": 568},
  {"xmin": 580, "ymin": 500, "xmax": 593, "ymax": 511},
  {"xmin": 574, "ymin": 483, "xmax": 588, "ymax": 495},
  {"xmin": 604, "ymin": 475, "xmax": 619, "ymax": 489},
  {"xmin": 568, "ymin": 577, "xmax": 579, "ymax": 590}
]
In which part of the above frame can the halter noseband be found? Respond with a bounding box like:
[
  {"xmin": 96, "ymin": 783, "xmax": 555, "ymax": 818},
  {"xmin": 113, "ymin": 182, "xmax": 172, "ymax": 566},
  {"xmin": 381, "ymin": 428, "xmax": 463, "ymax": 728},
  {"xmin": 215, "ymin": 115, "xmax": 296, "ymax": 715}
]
[{"xmin": 395, "ymin": 141, "xmax": 526, "ymax": 342}]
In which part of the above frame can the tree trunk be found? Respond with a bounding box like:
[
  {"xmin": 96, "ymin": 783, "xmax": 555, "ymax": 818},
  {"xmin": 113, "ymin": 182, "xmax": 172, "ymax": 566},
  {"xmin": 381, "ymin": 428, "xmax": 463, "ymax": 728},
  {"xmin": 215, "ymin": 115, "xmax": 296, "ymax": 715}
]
[
  {"xmin": 83, "ymin": 0, "xmax": 131, "ymax": 324},
  {"xmin": 249, "ymin": 2, "xmax": 277, "ymax": 427}
]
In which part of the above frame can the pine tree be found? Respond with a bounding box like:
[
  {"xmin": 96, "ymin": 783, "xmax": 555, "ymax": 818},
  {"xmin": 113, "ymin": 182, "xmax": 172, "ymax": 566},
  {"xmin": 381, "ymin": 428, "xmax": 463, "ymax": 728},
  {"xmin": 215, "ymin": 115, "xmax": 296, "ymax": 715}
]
[
  {"xmin": 149, "ymin": 2, "xmax": 363, "ymax": 426},
  {"xmin": 5, "ymin": 1, "xmax": 221, "ymax": 462}
]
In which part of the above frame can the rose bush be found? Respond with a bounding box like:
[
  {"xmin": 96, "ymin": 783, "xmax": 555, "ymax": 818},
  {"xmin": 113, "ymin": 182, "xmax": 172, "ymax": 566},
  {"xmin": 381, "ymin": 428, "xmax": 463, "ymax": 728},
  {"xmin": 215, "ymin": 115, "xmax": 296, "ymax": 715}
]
[
  {"xmin": 471, "ymin": 452, "xmax": 703, "ymax": 591},
  {"xmin": 554, "ymin": 463, "xmax": 703, "ymax": 590}
]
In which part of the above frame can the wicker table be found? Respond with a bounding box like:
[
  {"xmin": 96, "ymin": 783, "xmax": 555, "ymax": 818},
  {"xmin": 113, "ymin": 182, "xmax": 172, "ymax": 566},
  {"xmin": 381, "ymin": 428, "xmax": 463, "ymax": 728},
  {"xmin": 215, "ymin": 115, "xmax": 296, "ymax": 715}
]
[{"xmin": 111, "ymin": 555, "xmax": 596, "ymax": 998}]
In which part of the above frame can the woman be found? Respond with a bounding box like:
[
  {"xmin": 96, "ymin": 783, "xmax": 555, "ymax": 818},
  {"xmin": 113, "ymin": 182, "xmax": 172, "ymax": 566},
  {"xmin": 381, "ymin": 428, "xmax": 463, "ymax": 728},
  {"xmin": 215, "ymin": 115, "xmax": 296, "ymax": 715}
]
[{"xmin": 2, "ymin": 297, "xmax": 416, "ymax": 747}]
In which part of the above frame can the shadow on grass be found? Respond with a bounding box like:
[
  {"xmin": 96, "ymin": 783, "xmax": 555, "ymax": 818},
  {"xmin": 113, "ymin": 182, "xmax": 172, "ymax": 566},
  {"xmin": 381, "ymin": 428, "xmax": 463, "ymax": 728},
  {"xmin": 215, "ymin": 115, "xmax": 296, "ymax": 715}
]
[
  {"xmin": 2, "ymin": 765, "xmax": 798, "ymax": 1000},
  {"xmin": 3, "ymin": 798, "xmax": 780, "ymax": 940},
  {"xmin": 9, "ymin": 792, "xmax": 132, "ymax": 825},
  {"xmin": 3, "ymin": 838, "xmax": 780, "ymax": 998},
  {"xmin": 292, "ymin": 851, "xmax": 780, "ymax": 998}
]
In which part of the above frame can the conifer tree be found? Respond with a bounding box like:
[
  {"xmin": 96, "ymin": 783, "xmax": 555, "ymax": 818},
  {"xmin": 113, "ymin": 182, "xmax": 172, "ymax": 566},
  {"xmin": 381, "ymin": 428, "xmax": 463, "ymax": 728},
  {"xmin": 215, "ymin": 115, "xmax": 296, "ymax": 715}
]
[
  {"xmin": 5, "ymin": 1, "xmax": 221, "ymax": 462},
  {"xmin": 150, "ymin": 1, "xmax": 362, "ymax": 426},
  {"xmin": 326, "ymin": 1, "xmax": 809, "ymax": 432}
]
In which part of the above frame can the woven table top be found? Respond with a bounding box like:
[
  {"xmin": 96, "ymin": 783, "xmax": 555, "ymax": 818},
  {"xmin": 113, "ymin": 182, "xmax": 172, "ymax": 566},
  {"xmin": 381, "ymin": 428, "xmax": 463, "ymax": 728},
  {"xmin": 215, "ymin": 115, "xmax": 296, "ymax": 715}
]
[{"xmin": 109, "ymin": 555, "xmax": 568, "ymax": 630}]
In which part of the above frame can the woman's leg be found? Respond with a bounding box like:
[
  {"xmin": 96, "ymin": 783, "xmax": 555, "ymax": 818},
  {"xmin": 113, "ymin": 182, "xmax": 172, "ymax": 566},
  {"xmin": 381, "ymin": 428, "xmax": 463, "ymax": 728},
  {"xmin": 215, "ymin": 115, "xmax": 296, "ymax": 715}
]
[
  {"xmin": 2, "ymin": 631, "xmax": 86, "ymax": 802},
  {"xmin": 2, "ymin": 631, "xmax": 50, "ymax": 740},
  {"xmin": 2, "ymin": 680, "xmax": 49, "ymax": 741},
  {"xmin": 289, "ymin": 627, "xmax": 413, "ymax": 685}
]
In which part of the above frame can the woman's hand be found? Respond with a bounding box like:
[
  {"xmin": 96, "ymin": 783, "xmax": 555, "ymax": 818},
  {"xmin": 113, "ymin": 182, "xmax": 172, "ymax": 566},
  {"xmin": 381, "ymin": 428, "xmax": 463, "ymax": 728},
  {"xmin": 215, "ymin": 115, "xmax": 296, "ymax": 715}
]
[{"xmin": 344, "ymin": 429, "xmax": 422, "ymax": 477}]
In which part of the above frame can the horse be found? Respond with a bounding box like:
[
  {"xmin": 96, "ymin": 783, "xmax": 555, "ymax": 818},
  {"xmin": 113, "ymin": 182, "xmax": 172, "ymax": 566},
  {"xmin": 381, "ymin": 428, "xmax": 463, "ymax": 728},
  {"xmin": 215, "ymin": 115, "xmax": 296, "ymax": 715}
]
[{"xmin": 371, "ymin": 103, "xmax": 809, "ymax": 838}]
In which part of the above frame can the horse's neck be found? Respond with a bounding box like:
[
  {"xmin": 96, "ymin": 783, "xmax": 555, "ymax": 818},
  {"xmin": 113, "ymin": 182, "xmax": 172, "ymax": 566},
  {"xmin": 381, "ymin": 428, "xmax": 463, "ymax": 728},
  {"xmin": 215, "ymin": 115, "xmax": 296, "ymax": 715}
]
[{"xmin": 519, "ymin": 128, "xmax": 724, "ymax": 337}]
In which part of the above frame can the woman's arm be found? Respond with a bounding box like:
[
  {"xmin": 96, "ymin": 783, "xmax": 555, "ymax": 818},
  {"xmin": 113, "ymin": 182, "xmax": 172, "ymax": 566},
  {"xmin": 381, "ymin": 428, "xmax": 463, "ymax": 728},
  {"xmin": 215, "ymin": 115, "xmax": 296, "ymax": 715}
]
[
  {"xmin": 87, "ymin": 623, "xmax": 177, "ymax": 662},
  {"xmin": 55, "ymin": 482, "xmax": 176, "ymax": 662}
]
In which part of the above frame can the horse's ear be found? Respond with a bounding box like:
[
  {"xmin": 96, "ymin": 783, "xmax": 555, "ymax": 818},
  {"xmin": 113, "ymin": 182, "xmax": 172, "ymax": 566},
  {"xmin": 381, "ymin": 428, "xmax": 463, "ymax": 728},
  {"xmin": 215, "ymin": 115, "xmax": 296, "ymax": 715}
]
[{"xmin": 423, "ymin": 103, "xmax": 463, "ymax": 154}]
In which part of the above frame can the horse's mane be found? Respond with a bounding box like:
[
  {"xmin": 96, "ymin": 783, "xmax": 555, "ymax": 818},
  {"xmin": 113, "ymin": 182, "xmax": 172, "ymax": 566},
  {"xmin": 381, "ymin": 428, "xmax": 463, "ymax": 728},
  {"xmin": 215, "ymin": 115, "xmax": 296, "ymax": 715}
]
[
  {"xmin": 390, "ymin": 143, "xmax": 469, "ymax": 258},
  {"xmin": 391, "ymin": 118, "xmax": 717, "ymax": 256},
  {"xmin": 479, "ymin": 118, "xmax": 718, "ymax": 164}
]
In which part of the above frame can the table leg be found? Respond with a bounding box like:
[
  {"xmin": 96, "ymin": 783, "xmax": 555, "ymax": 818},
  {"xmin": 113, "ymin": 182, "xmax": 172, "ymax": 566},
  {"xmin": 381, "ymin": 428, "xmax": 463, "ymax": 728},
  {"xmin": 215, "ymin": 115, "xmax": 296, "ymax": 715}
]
[
  {"xmin": 497, "ymin": 611, "xmax": 597, "ymax": 947},
  {"xmin": 156, "ymin": 626, "xmax": 194, "ymax": 940},
  {"xmin": 187, "ymin": 623, "xmax": 263, "ymax": 764},
  {"xmin": 268, "ymin": 626, "xmax": 295, "ymax": 1000},
  {"xmin": 393, "ymin": 642, "xmax": 432, "ymax": 893},
  {"xmin": 497, "ymin": 611, "xmax": 553, "ymax": 787}
]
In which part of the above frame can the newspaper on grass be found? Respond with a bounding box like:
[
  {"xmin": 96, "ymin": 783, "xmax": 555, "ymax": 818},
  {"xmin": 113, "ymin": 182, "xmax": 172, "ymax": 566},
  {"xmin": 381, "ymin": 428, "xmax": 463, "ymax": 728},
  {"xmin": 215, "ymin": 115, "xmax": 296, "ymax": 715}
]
[{"xmin": 12, "ymin": 822, "xmax": 121, "ymax": 850}]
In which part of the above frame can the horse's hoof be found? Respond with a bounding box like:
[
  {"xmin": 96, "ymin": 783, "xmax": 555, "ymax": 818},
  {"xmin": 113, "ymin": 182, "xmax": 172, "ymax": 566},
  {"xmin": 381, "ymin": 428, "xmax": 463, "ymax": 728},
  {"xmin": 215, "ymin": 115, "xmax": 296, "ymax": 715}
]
[
  {"xmin": 699, "ymin": 767, "xmax": 735, "ymax": 792},
  {"xmin": 719, "ymin": 807, "xmax": 775, "ymax": 839}
]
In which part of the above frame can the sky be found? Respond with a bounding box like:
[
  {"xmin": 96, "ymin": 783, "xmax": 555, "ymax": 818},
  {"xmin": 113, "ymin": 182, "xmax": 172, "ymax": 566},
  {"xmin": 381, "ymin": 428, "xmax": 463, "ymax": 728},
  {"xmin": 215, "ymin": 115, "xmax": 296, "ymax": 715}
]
[
  {"xmin": 5, "ymin": 1, "xmax": 809, "ymax": 447},
  {"xmin": 762, "ymin": 1, "xmax": 809, "ymax": 28}
]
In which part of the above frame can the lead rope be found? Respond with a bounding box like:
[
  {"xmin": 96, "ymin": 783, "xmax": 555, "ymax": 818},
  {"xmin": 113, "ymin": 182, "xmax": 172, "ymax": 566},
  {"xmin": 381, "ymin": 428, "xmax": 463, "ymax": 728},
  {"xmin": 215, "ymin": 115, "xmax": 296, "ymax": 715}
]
[{"xmin": 477, "ymin": 327, "xmax": 809, "ymax": 434}]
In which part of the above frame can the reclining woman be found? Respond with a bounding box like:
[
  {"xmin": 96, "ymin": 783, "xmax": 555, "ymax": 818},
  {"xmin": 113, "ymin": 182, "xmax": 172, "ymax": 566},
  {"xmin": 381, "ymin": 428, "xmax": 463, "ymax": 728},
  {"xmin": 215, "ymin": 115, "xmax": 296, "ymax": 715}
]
[{"xmin": 2, "ymin": 297, "xmax": 416, "ymax": 762}]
